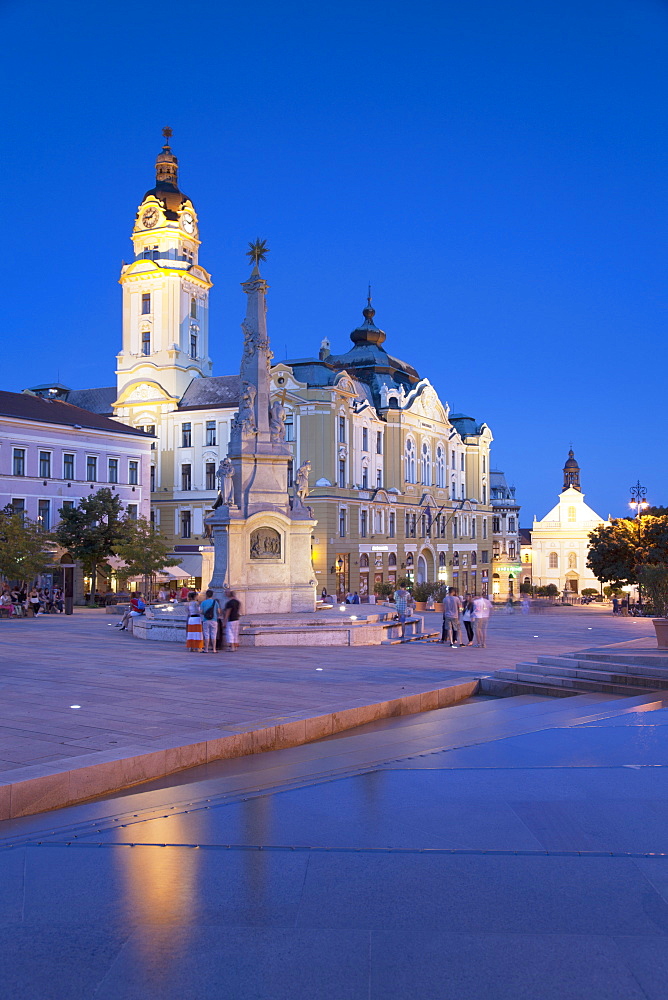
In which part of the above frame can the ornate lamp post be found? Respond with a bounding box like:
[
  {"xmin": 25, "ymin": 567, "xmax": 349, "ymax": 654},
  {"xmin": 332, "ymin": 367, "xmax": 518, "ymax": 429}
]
[{"xmin": 629, "ymin": 480, "xmax": 649, "ymax": 609}]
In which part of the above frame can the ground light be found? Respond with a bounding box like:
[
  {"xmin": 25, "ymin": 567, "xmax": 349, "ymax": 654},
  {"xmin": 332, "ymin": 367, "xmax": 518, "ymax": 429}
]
[
  {"xmin": 316, "ymin": 668, "xmax": 323, "ymax": 671},
  {"xmin": 70, "ymin": 705, "xmax": 81, "ymax": 709}
]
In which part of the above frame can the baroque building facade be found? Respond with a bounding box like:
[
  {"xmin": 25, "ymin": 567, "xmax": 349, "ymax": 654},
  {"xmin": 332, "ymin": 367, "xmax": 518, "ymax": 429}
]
[
  {"xmin": 530, "ymin": 450, "xmax": 608, "ymax": 595},
  {"xmin": 33, "ymin": 136, "xmax": 501, "ymax": 597},
  {"xmin": 489, "ymin": 469, "xmax": 522, "ymax": 599}
]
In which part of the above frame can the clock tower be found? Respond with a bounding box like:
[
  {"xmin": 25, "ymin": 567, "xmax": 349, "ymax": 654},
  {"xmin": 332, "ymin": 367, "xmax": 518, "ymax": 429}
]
[{"xmin": 116, "ymin": 129, "xmax": 213, "ymax": 402}]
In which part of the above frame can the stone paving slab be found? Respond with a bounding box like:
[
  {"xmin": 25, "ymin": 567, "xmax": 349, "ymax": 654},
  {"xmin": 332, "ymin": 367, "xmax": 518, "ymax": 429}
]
[{"xmin": 0, "ymin": 606, "xmax": 655, "ymax": 818}]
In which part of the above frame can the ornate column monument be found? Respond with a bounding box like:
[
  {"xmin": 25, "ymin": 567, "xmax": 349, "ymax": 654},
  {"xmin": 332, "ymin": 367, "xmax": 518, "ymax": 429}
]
[{"xmin": 206, "ymin": 242, "xmax": 317, "ymax": 613}]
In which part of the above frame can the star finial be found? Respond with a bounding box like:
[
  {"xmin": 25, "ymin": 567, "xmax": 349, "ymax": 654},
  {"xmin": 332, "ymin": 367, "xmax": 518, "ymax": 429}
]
[
  {"xmin": 246, "ymin": 238, "xmax": 270, "ymax": 271},
  {"xmin": 162, "ymin": 125, "xmax": 173, "ymax": 145}
]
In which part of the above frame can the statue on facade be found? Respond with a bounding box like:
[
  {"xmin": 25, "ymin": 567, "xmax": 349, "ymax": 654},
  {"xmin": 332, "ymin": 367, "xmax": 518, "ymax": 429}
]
[
  {"xmin": 269, "ymin": 398, "xmax": 286, "ymax": 443},
  {"xmin": 295, "ymin": 459, "xmax": 311, "ymax": 502},
  {"xmin": 234, "ymin": 381, "xmax": 257, "ymax": 433},
  {"xmin": 216, "ymin": 457, "xmax": 235, "ymax": 504}
]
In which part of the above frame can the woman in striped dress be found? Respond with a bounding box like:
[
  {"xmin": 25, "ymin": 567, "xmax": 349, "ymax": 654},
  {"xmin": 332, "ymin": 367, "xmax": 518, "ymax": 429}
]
[{"xmin": 185, "ymin": 591, "xmax": 204, "ymax": 652}]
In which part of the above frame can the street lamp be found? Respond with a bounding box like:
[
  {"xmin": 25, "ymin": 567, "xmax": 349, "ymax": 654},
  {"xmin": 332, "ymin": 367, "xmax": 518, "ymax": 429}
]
[
  {"xmin": 629, "ymin": 480, "xmax": 649, "ymax": 609},
  {"xmin": 336, "ymin": 556, "xmax": 345, "ymax": 600}
]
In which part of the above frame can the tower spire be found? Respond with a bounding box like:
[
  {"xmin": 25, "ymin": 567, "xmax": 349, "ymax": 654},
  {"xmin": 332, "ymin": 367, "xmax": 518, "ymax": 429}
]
[
  {"xmin": 155, "ymin": 126, "xmax": 178, "ymax": 187},
  {"xmin": 562, "ymin": 448, "xmax": 581, "ymax": 492}
]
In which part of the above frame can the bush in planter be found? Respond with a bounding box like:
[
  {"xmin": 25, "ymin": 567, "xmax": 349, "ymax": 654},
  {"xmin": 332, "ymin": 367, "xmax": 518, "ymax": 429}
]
[
  {"xmin": 581, "ymin": 588, "xmax": 599, "ymax": 597},
  {"xmin": 374, "ymin": 581, "xmax": 394, "ymax": 600},
  {"xmin": 412, "ymin": 582, "xmax": 436, "ymax": 604},
  {"xmin": 432, "ymin": 584, "xmax": 448, "ymax": 604},
  {"xmin": 638, "ymin": 564, "xmax": 668, "ymax": 618},
  {"xmin": 398, "ymin": 577, "xmax": 411, "ymax": 589}
]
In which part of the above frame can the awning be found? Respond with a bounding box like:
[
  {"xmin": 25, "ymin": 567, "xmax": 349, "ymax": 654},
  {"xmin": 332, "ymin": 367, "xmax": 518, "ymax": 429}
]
[{"xmin": 165, "ymin": 553, "xmax": 203, "ymax": 578}]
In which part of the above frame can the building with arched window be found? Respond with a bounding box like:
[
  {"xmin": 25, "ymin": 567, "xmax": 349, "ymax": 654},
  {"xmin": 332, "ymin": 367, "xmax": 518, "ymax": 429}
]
[{"xmin": 529, "ymin": 450, "xmax": 608, "ymax": 595}]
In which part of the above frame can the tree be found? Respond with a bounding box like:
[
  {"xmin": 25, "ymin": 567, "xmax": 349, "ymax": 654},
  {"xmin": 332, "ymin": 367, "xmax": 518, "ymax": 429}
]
[
  {"xmin": 0, "ymin": 505, "xmax": 55, "ymax": 585},
  {"xmin": 519, "ymin": 582, "xmax": 533, "ymax": 595},
  {"xmin": 638, "ymin": 564, "xmax": 668, "ymax": 617},
  {"xmin": 54, "ymin": 488, "xmax": 125, "ymax": 600},
  {"xmin": 581, "ymin": 588, "xmax": 599, "ymax": 597},
  {"xmin": 537, "ymin": 584, "xmax": 559, "ymax": 597},
  {"xmin": 114, "ymin": 516, "xmax": 178, "ymax": 596},
  {"xmin": 588, "ymin": 515, "xmax": 668, "ymax": 586}
]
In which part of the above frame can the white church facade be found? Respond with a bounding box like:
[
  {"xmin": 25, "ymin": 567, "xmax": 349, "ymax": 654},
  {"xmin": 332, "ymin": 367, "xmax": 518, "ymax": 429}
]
[{"xmin": 531, "ymin": 450, "xmax": 608, "ymax": 595}]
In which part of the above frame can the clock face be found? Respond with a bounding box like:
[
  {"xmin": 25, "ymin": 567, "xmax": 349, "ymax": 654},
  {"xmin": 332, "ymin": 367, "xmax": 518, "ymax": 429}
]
[
  {"xmin": 181, "ymin": 212, "xmax": 195, "ymax": 234},
  {"xmin": 141, "ymin": 207, "xmax": 159, "ymax": 229}
]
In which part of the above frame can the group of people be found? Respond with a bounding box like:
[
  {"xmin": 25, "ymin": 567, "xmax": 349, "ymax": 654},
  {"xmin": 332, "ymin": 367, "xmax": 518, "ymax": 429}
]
[
  {"xmin": 440, "ymin": 588, "xmax": 492, "ymax": 647},
  {"xmin": 0, "ymin": 586, "xmax": 64, "ymax": 617},
  {"xmin": 185, "ymin": 589, "xmax": 241, "ymax": 652},
  {"xmin": 392, "ymin": 584, "xmax": 492, "ymax": 646}
]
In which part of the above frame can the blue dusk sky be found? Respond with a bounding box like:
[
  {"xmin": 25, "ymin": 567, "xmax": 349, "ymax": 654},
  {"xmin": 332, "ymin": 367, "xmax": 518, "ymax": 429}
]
[{"xmin": 2, "ymin": 0, "xmax": 667, "ymax": 522}]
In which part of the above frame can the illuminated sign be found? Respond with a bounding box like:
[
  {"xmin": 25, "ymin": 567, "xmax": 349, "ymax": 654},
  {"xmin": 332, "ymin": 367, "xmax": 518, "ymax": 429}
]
[{"xmin": 371, "ymin": 545, "xmax": 389, "ymax": 552}]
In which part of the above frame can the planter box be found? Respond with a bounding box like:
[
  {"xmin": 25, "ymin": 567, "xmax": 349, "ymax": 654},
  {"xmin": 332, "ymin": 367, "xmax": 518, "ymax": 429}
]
[
  {"xmin": 653, "ymin": 618, "xmax": 668, "ymax": 648},
  {"xmin": 414, "ymin": 602, "xmax": 427, "ymax": 611},
  {"xmin": 433, "ymin": 602, "xmax": 444, "ymax": 613}
]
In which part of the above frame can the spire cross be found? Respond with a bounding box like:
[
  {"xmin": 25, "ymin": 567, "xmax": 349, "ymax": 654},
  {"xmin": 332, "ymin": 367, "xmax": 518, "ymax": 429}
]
[
  {"xmin": 246, "ymin": 238, "xmax": 270, "ymax": 270},
  {"xmin": 162, "ymin": 125, "xmax": 173, "ymax": 144}
]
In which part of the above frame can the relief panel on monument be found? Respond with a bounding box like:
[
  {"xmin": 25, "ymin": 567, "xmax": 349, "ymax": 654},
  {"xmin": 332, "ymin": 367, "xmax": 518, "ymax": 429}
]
[{"xmin": 250, "ymin": 527, "xmax": 282, "ymax": 560}]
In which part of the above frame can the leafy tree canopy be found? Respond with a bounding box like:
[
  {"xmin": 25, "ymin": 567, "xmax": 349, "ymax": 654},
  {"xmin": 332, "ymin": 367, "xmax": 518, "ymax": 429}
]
[
  {"xmin": 54, "ymin": 488, "xmax": 125, "ymax": 596},
  {"xmin": 114, "ymin": 516, "xmax": 178, "ymax": 580},
  {"xmin": 588, "ymin": 514, "xmax": 668, "ymax": 586},
  {"xmin": 0, "ymin": 505, "xmax": 55, "ymax": 585}
]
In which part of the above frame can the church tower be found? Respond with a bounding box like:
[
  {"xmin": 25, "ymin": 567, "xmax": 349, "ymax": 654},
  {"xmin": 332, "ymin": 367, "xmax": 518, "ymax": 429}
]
[
  {"xmin": 116, "ymin": 129, "xmax": 213, "ymax": 402},
  {"xmin": 562, "ymin": 449, "xmax": 581, "ymax": 491}
]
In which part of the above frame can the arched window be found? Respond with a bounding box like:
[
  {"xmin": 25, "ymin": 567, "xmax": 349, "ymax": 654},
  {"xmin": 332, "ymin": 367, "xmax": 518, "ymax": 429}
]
[
  {"xmin": 388, "ymin": 552, "xmax": 397, "ymax": 567},
  {"xmin": 567, "ymin": 506, "xmax": 576, "ymax": 523},
  {"xmin": 568, "ymin": 552, "xmax": 577, "ymax": 569},
  {"xmin": 453, "ymin": 551, "xmax": 459, "ymax": 566},
  {"xmin": 549, "ymin": 552, "xmax": 558, "ymax": 568},
  {"xmin": 190, "ymin": 296, "xmax": 197, "ymax": 319},
  {"xmin": 406, "ymin": 553, "xmax": 414, "ymax": 567},
  {"xmin": 439, "ymin": 552, "xmax": 446, "ymax": 567},
  {"xmin": 405, "ymin": 438, "xmax": 416, "ymax": 483},
  {"xmin": 421, "ymin": 442, "xmax": 431, "ymax": 486},
  {"xmin": 436, "ymin": 445, "xmax": 445, "ymax": 487},
  {"xmin": 360, "ymin": 553, "xmax": 369, "ymax": 568}
]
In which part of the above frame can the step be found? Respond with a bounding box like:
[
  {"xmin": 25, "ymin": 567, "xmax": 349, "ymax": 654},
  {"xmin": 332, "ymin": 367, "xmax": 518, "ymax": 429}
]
[
  {"xmin": 577, "ymin": 651, "xmax": 668, "ymax": 668},
  {"xmin": 492, "ymin": 669, "xmax": 655, "ymax": 697},
  {"xmin": 516, "ymin": 661, "xmax": 668, "ymax": 689},
  {"xmin": 537, "ymin": 654, "xmax": 668, "ymax": 679},
  {"xmin": 480, "ymin": 677, "xmax": 577, "ymax": 699}
]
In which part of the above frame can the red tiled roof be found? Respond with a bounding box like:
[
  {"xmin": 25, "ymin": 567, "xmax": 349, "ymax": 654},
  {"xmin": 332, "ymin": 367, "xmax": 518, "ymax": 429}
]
[{"xmin": 0, "ymin": 390, "xmax": 151, "ymax": 437}]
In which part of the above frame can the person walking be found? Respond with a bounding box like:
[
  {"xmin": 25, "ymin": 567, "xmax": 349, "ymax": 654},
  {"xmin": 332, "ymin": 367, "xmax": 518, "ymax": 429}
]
[
  {"xmin": 461, "ymin": 595, "xmax": 475, "ymax": 645},
  {"xmin": 199, "ymin": 589, "xmax": 220, "ymax": 653},
  {"xmin": 393, "ymin": 583, "xmax": 411, "ymax": 639},
  {"xmin": 441, "ymin": 588, "xmax": 462, "ymax": 647},
  {"xmin": 185, "ymin": 591, "xmax": 204, "ymax": 651},
  {"xmin": 472, "ymin": 593, "xmax": 492, "ymax": 647},
  {"xmin": 222, "ymin": 589, "xmax": 241, "ymax": 651}
]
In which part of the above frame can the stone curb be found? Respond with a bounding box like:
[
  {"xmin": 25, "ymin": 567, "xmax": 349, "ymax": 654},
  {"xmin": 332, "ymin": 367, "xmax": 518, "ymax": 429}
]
[{"xmin": 0, "ymin": 679, "xmax": 478, "ymax": 820}]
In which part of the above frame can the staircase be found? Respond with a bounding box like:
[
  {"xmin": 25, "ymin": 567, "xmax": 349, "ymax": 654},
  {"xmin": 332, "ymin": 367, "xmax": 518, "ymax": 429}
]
[{"xmin": 481, "ymin": 649, "xmax": 668, "ymax": 698}]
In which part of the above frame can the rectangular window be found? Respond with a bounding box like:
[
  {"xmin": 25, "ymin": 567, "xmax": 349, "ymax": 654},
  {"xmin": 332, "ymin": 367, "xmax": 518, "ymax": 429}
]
[
  {"xmin": 141, "ymin": 329, "xmax": 150, "ymax": 355},
  {"xmin": 63, "ymin": 453, "xmax": 75, "ymax": 480},
  {"xmin": 39, "ymin": 451, "xmax": 51, "ymax": 479},
  {"xmin": 481, "ymin": 550, "xmax": 489, "ymax": 564},
  {"xmin": 451, "ymin": 450, "xmax": 455, "ymax": 469},
  {"xmin": 205, "ymin": 462, "xmax": 216, "ymax": 490},
  {"xmin": 191, "ymin": 297, "xmax": 197, "ymax": 318},
  {"xmin": 405, "ymin": 511, "xmax": 410, "ymax": 537},
  {"xmin": 389, "ymin": 512, "xmax": 395, "ymax": 538},
  {"xmin": 508, "ymin": 517, "xmax": 516, "ymax": 532},
  {"xmin": 129, "ymin": 461, "xmax": 139, "ymax": 485},
  {"xmin": 181, "ymin": 510, "xmax": 191, "ymax": 538},
  {"xmin": 362, "ymin": 428, "xmax": 368, "ymax": 451},
  {"xmin": 285, "ymin": 414, "xmax": 294, "ymax": 442},
  {"xmin": 181, "ymin": 464, "xmax": 191, "ymax": 491},
  {"xmin": 376, "ymin": 469, "xmax": 382, "ymax": 488},
  {"xmin": 482, "ymin": 485, "xmax": 487, "ymax": 504},
  {"xmin": 360, "ymin": 510, "xmax": 368, "ymax": 538},
  {"xmin": 471, "ymin": 518, "xmax": 476, "ymax": 539},
  {"xmin": 181, "ymin": 423, "xmax": 191, "ymax": 447},
  {"xmin": 205, "ymin": 420, "xmax": 216, "ymax": 446},
  {"xmin": 362, "ymin": 468, "xmax": 368, "ymax": 489},
  {"xmin": 483, "ymin": 518, "xmax": 487, "ymax": 539},
  {"xmin": 127, "ymin": 503, "xmax": 138, "ymax": 520},
  {"xmin": 12, "ymin": 498, "xmax": 25, "ymax": 519},
  {"xmin": 509, "ymin": 542, "xmax": 516, "ymax": 559},
  {"xmin": 12, "ymin": 449, "xmax": 25, "ymax": 476},
  {"xmin": 461, "ymin": 454, "xmax": 465, "ymax": 472},
  {"xmin": 376, "ymin": 431, "xmax": 382, "ymax": 455},
  {"xmin": 338, "ymin": 416, "xmax": 346, "ymax": 443},
  {"xmin": 145, "ymin": 424, "xmax": 156, "ymax": 451},
  {"xmin": 108, "ymin": 458, "xmax": 118, "ymax": 483},
  {"xmin": 453, "ymin": 518, "xmax": 458, "ymax": 539},
  {"xmin": 38, "ymin": 499, "xmax": 50, "ymax": 531},
  {"xmin": 287, "ymin": 460, "xmax": 294, "ymax": 489},
  {"xmin": 150, "ymin": 466, "xmax": 156, "ymax": 492},
  {"xmin": 411, "ymin": 514, "xmax": 417, "ymax": 538},
  {"xmin": 339, "ymin": 509, "xmax": 346, "ymax": 538},
  {"xmin": 61, "ymin": 500, "xmax": 74, "ymax": 515},
  {"xmin": 141, "ymin": 293, "xmax": 151, "ymax": 315},
  {"xmin": 338, "ymin": 459, "xmax": 346, "ymax": 489},
  {"xmin": 190, "ymin": 333, "xmax": 197, "ymax": 359},
  {"xmin": 493, "ymin": 516, "xmax": 500, "ymax": 533},
  {"xmin": 86, "ymin": 456, "xmax": 97, "ymax": 482}
]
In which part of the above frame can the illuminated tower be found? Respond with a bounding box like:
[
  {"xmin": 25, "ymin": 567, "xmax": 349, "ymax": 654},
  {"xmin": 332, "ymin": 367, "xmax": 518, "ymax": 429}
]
[
  {"xmin": 116, "ymin": 128, "xmax": 213, "ymax": 401},
  {"xmin": 562, "ymin": 448, "xmax": 581, "ymax": 492}
]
